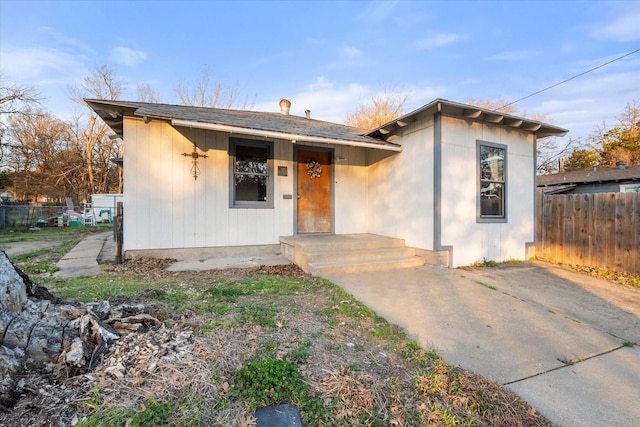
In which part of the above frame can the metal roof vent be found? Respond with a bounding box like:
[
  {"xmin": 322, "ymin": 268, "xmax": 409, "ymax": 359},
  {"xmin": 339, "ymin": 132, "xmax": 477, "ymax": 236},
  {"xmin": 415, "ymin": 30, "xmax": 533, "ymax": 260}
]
[
  {"xmin": 616, "ymin": 161, "xmax": 627, "ymax": 169},
  {"xmin": 279, "ymin": 99, "xmax": 291, "ymax": 115}
]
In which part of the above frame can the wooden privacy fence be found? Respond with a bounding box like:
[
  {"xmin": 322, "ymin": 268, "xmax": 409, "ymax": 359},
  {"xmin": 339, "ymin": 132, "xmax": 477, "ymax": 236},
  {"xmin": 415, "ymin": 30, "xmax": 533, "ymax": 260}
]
[{"xmin": 536, "ymin": 191, "xmax": 640, "ymax": 275}]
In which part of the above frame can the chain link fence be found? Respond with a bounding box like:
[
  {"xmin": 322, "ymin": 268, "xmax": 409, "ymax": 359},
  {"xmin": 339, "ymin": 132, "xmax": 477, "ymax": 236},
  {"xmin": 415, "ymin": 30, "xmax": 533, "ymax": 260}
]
[{"xmin": 0, "ymin": 205, "xmax": 68, "ymax": 228}]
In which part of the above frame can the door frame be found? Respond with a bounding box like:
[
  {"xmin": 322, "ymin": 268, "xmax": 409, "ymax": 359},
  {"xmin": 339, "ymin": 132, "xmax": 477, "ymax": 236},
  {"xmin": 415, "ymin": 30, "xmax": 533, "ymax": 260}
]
[{"xmin": 294, "ymin": 145, "xmax": 335, "ymax": 235}]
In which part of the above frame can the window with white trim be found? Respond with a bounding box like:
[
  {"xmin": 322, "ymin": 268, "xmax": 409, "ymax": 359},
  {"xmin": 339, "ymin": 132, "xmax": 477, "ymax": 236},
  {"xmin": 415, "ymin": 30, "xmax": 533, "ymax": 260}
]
[
  {"xmin": 478, "ymin": 141, "xmax": 507, "ymax": 221},
  {"xmin": 621, "ymin": 183, "xmax": 640, "ymax": 193},
  {"xmin": 229, "ymin": 138, "xmax": 273, "ymax": 208}
]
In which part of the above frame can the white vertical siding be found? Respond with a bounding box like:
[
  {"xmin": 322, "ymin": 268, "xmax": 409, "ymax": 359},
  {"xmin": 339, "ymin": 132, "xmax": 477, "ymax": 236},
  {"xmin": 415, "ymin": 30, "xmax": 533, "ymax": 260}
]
[
  {"xmin": 439, "ymin": 116, "xmax": 535, "ymax": 266},
  {"xmin": 334, "ymin": 145, "xmax": 369, "ymax": 234},
  {"xmin": 123, "ymin": 114, "xmax": 536, "ymax": 266},
  {"xmin": 367, "ymin": 117, "xmax": 435, "ymax": 250},
  {"xmin": 122, "ymin": 118, "xmax": 295, "ymax": 251}
]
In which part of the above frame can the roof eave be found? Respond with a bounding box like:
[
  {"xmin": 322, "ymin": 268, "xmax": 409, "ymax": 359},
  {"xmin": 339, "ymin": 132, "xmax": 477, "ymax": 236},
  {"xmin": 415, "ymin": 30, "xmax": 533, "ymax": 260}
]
[
  {"xmin": 84, "ymin": 99, "xmax": 138, "ymax": 138},
  {"xmin": 367, "ymin": 98, "xmax": 568, "ymax": 141}
]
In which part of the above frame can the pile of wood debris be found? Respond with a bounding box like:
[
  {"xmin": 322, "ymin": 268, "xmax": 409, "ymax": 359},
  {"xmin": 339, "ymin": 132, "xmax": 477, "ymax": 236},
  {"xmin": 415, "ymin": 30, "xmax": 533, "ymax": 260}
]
[{"xmin": 0, "ymin": 251, "xmax": 194, "ymax": 425}]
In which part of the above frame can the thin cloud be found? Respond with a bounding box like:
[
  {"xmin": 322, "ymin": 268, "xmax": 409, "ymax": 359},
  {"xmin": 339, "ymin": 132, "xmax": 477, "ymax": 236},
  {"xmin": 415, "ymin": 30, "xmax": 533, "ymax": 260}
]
[
  {"xmin": 110, "ymin": 46, "xmax": 148, "ymax": 66},
  {"xmin": 590, "ymin": 10, "xmax": 640, "ymax": 42},
  {"xmin": 324, "ymin": 45, "xmax": 371, "ymax": 70},
  {"xmin": 414, "ymin": 32, "xmax": 464, "ymax": 50},
  {"xmin": 530, "ymin": 70, "xmax": 640, "ymax": 142},
  {"xmin": 307, "ymin": 76, "xmax": 333, "ymax": 90},
  {"xmin": 1, "ymin": 46, "xmax": 87, "ymax": 83},
  {"xmin": 341, "ymin": 46, "xmax": 364, "ymax": 59},
  {"xmin": 39, "ymin": 26, "xmax": 96, "ymax": 56},
  {"xmin": 256, "ymin": 78, "xmax": 444, "ymax": 124},
  {"xmin": 254, "ymin": 77, "xmax": 370, "ymax": 123}
]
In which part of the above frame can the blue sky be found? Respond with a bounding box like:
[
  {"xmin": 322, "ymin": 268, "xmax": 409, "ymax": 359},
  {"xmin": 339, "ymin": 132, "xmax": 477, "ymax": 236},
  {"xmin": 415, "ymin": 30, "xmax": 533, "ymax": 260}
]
[{"xmin": 1, "ymin": 0, "xmax": 639, "ymax": 143}]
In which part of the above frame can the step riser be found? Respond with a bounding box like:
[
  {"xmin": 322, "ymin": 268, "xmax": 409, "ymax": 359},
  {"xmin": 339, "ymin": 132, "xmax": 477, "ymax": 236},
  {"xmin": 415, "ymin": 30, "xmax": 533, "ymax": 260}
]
[
  {"xmin": 310, "ymin": 257, "xmax": 425, "ymax": 276},
  {"xmin": 305, "ymin": 247, "xmax": 416, "ymax": 264}
]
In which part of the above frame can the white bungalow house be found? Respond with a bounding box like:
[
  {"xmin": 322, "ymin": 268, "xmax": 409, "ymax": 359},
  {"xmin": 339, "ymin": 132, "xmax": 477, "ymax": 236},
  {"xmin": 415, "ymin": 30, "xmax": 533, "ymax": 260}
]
[{"xmin": 85, "ymin": 98, "xmax": 567, "ymax": 272}]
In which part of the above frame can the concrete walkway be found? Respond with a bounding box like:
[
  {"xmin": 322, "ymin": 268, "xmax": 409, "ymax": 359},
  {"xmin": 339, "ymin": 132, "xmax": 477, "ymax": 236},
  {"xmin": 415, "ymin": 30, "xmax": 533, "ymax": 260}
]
[
  {"xmin": 53, "ymin": 231, "xmax": 111, "ymax": 278},
  {"xmin": 327, "ymin": 263, "xmax": 640, "ymax": 427}
]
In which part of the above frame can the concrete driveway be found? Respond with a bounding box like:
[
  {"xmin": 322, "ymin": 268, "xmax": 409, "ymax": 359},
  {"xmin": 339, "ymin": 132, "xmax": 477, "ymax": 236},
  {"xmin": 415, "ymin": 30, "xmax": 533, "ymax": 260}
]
[{"xmin": 327, "ymin": 261, "xmax": 640, "ymax": 427}]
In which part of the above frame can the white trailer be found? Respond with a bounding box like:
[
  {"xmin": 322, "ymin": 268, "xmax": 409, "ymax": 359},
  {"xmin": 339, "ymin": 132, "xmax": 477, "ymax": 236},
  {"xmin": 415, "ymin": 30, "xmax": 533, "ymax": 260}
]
[{"xmin": 90, "ymin": 194, "xmax": 123, "ymax": 223}]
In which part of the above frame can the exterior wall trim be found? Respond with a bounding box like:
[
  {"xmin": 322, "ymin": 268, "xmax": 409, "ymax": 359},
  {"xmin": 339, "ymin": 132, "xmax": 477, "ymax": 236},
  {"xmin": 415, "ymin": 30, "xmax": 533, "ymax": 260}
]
[{"xmin": 433, "ymin": 112, "xmax": 453, "ymax": 267}]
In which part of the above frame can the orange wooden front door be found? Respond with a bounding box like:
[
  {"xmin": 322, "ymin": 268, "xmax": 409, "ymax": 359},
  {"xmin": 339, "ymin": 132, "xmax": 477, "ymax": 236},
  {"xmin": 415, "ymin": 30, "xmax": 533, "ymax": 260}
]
[{"xmin": 297, "ymin": 149, "xmax": 331, "ymax": 233}]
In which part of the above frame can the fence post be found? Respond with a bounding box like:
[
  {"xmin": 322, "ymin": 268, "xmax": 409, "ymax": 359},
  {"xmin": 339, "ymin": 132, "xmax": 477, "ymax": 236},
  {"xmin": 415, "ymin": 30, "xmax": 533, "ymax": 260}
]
[{"xmin": 115, "ymin": 202, "xmax": 123, "ymax": 264}]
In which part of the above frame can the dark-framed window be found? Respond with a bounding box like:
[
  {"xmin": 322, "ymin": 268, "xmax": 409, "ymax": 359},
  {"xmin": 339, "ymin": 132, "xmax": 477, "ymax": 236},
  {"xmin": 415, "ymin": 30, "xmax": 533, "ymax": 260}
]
[
  {"xmin": 229, "ymin": 138, "xmax": 273, "ymax": 208},
  {"xmin": 477, "ymin": 140, "xmax": 507, "ymax": 222}
]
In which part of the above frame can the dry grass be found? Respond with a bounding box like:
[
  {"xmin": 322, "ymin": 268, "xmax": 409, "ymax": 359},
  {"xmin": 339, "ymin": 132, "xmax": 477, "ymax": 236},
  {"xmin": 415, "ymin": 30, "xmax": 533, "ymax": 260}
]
[{"xmin": 1, "ymin": 261, "xmax": 555, "ymax": 426}]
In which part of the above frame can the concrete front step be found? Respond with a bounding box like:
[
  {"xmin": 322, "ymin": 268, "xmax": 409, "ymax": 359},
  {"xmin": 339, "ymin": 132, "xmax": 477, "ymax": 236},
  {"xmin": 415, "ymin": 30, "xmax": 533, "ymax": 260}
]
[
  {"xmin": 280, "ymin": 234, "xmax": 425, "ymax": 276},
  {"xmin": 304, "ymin": 246, "xmax": 417, "ymax": 264},
  {"xmin": 309, "ymin": 255, "xmax": 425, "ymax": 276}
]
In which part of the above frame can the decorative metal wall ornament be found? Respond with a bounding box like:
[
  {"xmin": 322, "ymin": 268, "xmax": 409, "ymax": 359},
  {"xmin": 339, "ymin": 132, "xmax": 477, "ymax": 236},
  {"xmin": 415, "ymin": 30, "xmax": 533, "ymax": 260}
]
[
  {"xmin": 182, "ymin": 144, "xmax": 208, "ymax": 180},
  {"xmin": 306, "ymin": 160, "xmax": 323, "ymax": 179}
]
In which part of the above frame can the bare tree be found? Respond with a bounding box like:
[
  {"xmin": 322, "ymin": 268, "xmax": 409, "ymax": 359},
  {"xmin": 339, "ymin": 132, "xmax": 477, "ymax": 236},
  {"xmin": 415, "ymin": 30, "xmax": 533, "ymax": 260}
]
[
  {"xmin": 68, "ymin": 65, "xmax": 124, "ymax": 198},
  {"xmin": 6, "ymin": 109, "xmax": 72, "ymax": 202},
  {"xmin": 0, "ymin": 72, "xmax": 41, "ymax": 162},
  {"xmin": 174, "ymin": 67, "xmax": 254, "ymax": 109},
  {"xmin": 345, "ymin": 87, "xmax": 409, "ymax": 130},
  {"xmin": 137, "ymin": 83, "xmax": 161, "ymax": 103},
  {"xmin": 464, "ymin": 97, "xmax": 577, "ymax": 174}
]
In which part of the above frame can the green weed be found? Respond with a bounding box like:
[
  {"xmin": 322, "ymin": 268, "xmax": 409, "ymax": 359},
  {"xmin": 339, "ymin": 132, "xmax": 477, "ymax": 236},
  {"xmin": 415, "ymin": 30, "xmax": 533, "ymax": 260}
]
[
  {"xmin": 414, "ymin": 358, "xmax": 450, "ymax": 397},
  {"xmin": 475, "ymin": 280, "xmax": 497, "ymax": 291},
  {"xmin": 79, "ymin": 398, "xmax": 177, "ymax": 427},
  {"xmin": 133, "ymin": 398, "xmax": 176, "ymax": 425},
  {"xmin": 558, "ymin": 356, "xmax": 584, "ymax": 365},
  {"xmin": 287, "ymin": 339, "xmax": 311, "ymax": 363},
  {"xmin": 254, "ymin": 338, "xmax": 279, "ymax": 360},
  {"xmin": 202, "ymin": 283, "xmax": 244, "ymax": 302},
  {"xmin": 236, "ymin": 302, "xmax": 282, "ymax": 328},
  {"xmin": 77, "ymin": 408, "xmax": 134, "ymax": 427},
  {"xmin": 348, "ymin": 363, "xmax": 361, "ymax": 372},
  {"xmin": 471, "ymin": 258, "xmax": 498, "ymax": 267},
  {"xmin": 419, "ymin": 403, "xmax": 473, "ymax": 426},
  {"xmin": 0, "ymin": 224, "xmax": 109, "ymax": 244},
  {"xmin": 231, "ymin": 359, "xmax": 327, "ymax": 424},
  {"xmin": 401, "ymin": 341, "xmax": 440, "ymax": 368},
  {"xmin": 45, "ymin": 275, "xmax": 168, "ymax": 302},
  {"xmin": 20, "ymin": 261, "xmax": 60, "ymax": 274}
]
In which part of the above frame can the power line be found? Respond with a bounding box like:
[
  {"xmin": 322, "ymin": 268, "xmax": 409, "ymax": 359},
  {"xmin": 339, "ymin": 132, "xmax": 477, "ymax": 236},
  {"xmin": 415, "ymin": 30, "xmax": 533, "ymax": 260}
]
[{"xmin": 497, "ymin": 48, "xmax": 640, "ymax": 111}]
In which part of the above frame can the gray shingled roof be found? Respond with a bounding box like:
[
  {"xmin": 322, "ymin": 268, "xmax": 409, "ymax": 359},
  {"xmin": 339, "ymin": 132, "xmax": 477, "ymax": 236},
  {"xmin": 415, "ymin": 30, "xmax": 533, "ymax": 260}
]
[
  {"xmin": 86, "ymin": 98, "xmax": 569, "ymax": 150},
  {"xmin": 84, "ymin": 99, "xmax": 396, "ymax": 148},
  {"xmin": 537, "ymin": 164, "xmax": 640, "ymax": 186}
]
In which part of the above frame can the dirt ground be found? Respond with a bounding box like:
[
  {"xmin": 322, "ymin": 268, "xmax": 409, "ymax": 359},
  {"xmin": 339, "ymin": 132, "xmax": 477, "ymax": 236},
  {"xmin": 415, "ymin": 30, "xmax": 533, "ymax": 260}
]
[{"xmin": 0, "ymin": 240, "xmax": 62, "ymax": 257}]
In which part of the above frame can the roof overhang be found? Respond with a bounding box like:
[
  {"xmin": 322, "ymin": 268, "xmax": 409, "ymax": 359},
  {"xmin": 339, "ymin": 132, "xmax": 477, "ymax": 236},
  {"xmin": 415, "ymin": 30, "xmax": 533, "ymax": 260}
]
[
  {"xmin": 367, "ymin": 98, "xmax": 569, "ymax": 142},
  {"xmin": 84, "ymin": 99, "xmax": 139, "ymax": 138},
  {"xmin": 171, "ymin": 119, "xmax": 402, "ymax": 152},
  {"xmin": 84, "ymin": 98, "xmax": 402, "ymax": 152}
]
